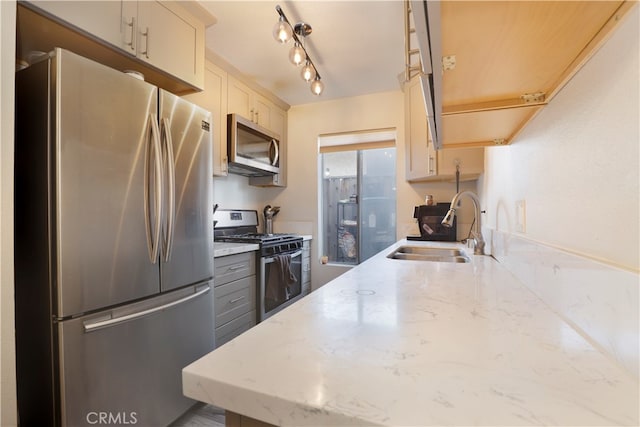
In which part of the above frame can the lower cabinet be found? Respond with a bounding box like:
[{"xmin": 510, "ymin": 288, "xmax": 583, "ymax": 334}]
[
  {"xmin": 214, "ymin": 252, "xmax": 256, "ymax": 347},
  {"xmin": 301, "ymin": 239, "xmax": 312, "ymax": 296}
]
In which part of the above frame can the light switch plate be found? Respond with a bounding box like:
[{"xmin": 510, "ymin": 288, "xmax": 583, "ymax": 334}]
[{"xmin": 516, "ymin": 200, "xmax": 526, "ymax": 233}]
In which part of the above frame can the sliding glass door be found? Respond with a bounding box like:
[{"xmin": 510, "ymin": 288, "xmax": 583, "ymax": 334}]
[{"xmin": 321, "ymin": 148, "xmax": 396, "ymax": 265}]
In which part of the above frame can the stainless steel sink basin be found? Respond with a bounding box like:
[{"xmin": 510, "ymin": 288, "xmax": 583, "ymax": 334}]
[{"xmin": 387, "ymin": 246, "xmax": 470, "ymax": 263}]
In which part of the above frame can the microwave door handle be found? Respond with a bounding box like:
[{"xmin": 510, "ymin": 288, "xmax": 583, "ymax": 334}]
[{"xmin": 269, "ymin": 139, "xmax": 279, "ymax": 166}]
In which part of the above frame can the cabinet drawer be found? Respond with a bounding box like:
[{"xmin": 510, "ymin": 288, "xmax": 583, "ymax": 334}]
[
  {"xmin": 215, "ymin": 275, "xmax": 256, "ymax": 327},
  {"xmin": 215, "ymin": 310, "xmax": 256, "ymax": 348},
  {"xmin": 214, "ymin": 252, "xmax": 255, "ymax": 286}
]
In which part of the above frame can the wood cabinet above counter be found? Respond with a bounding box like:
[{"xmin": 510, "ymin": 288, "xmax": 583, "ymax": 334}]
[
  {"xmin": 436, "ymin": 1, "xmax": 636, "ymax": 148},
  {"xmin": 17, "ymin": 1, "xmax": 214, "ymax": 94}
]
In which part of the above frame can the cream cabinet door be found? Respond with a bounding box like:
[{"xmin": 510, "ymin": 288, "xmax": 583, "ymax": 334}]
[
  {"xmin": 227, "ymin": 76, "xmax": 253, "ymax": 120},
  {"xmin": 253, "ymin": 94, "xmax": 272, "ymax": 130},
  {"xmin": 405, "ymin": 76, "xmax": 483, "ymax": 181},
  {"xmin": 228, "ymin": 76, "xmax": 277, "ymax": 132},
  {"xmin": 182, "ymin": 61, "xmax": 228, "ymax": 176},
  {"xmin": 28, "ymin": 0, "xmax": 204, "ymax": 90},
  {"xmin": 405, "ymin": 76, "xmax": 436, "ymax": 180},
  {"xmin": 136, "ymin": 1, "xmax": 203, "ymax": 88},
  {"xmin": 28, "ymin": 1, "xmax": 128, "ymax": 49}
]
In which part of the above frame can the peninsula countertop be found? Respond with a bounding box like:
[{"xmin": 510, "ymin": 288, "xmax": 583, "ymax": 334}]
[{"xmin": 184, "ymin": 240, "xmax": 639, "ymax": 426}]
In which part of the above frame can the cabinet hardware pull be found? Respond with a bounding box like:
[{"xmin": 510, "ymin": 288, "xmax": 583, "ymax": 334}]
[
  {"xmin": 126, "ymin": 17, "xmax": 136, "ymax": 51},
  {"xmin": 141, "ymin": 27, "xmax": 150, "ymax": 59},
  {"xmin": 227, "ymin": 264, "xmax": 245, "ymax": 271},
  {"xmin": 229, "ymin": 296, "xmax": 245, "ymax": 304}
]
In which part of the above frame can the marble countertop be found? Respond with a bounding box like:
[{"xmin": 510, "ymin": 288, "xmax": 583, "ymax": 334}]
[
  {"xmin": 185, "ymin": 240, "xmax": 639, "ymax": 426},
  {"xmin": 213, "ymin": 242, "xmax": 259, "ymax": 258}
]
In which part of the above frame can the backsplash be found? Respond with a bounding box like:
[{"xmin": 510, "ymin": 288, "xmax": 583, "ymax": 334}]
[{"xmin": 487, "ymin": 228, "xmax": 639, "ymax": 379}]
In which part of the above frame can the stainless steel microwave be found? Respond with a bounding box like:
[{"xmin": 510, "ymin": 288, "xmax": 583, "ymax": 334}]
[{"xmin": 227, "ymin": 113, "xmax": 280, "ymax": 177}]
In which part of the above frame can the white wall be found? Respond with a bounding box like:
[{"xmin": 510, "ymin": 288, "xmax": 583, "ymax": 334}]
[
  {"xmin": 0, "ymin": 1, "xmax": 17, "ymax": 425},
  {"xmin": 213, "ymin": 173, "xmax": 282, "ymax": 226},
  {"xmin": 479, "ymin": 6, "xmax": 639, "ymax": 272},
  {"xmin": 477, "ymin": 8, "xmax": 639, "ymax": 376}
]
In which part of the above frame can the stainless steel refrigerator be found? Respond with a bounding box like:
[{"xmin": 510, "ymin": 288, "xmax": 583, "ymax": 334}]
[{"xmin": 14, "ymin": 48, "xmax": 215, "ymax": 426}]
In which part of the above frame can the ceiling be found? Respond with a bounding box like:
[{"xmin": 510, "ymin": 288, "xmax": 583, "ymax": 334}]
[{"xmin": 199, "ymin": 1, "xmax": 406, "ymax": 106}]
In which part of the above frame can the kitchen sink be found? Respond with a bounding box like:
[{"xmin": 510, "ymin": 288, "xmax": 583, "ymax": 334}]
[{"xmin": 387, "ymin": 246, "xmax": 470, "ymax": 263}]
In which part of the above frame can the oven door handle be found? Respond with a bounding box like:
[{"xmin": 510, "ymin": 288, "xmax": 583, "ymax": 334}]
[{"xmin": 263, "ymin": 250, "xmax": 302, "ymax": 263}]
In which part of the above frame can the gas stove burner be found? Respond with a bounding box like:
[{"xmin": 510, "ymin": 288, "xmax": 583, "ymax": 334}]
[{"xmin": 213, "ymin": 208, "xmax": 302, "ymax": 255}]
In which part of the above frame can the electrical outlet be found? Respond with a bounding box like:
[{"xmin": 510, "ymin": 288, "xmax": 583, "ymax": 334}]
[{"xmin": 515, "ymin": 200, "xmax": 526, "ymax": 233}]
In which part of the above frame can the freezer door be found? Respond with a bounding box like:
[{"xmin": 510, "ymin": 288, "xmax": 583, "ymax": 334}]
[
  {"xmin": 52, "ymin": 49, "xmax": 162, "ymax": 316},
  {"xmin": 159, "ymin": 90, "xmax": 214, "ymax": 291},
  {"xmin": 58, "ymin": 283, "xmax": 215, "ymax": 426}
]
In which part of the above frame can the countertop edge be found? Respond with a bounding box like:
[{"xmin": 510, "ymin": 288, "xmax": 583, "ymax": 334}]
[{"xmin": 213, "ymin": 242, "xmax": 259, "ymax": 258}]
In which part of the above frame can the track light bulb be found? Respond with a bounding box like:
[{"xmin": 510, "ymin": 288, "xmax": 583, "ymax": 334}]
[
  {"xmin": 289, "ymin": 42, "xmax": 305, "ymax": 66},
  {"xmin": 273, "ymin": 16, "xmax": 292, "ymax": 43},
  {"xmin": 310, "ymin": 77, "xmax": 324, "ymax": 95},
  {"xmin": 301, "ymin": 61, "xmax": 316, "ymax": 82}
]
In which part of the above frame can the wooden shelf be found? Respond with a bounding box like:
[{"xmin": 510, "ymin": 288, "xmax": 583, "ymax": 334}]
[{"xmin": 438, "ymin": 0, "xmax": 636, "ymax": 147}]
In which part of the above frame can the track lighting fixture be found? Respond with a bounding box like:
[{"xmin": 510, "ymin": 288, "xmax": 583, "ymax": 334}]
[{"xmin": 273, "ymin": 5, "xmax": 324, "ymax": 96}]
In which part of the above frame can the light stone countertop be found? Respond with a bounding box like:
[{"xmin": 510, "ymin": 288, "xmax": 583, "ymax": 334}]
[
  {"xmin": 213, "ymin": 242, "xmax": 259, "ymax": 258},
  {"xmin": 185, "ymin": 240, "xmax": 639, "ymax": 426}
]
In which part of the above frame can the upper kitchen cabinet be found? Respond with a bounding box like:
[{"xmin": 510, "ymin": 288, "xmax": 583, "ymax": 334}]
[
  {"xmin": 182, "ymin": 61, "xmax": 229, "ymax": 177},
  {"xmin": 227, "ymin": 74, "xmax": 289, "ymax": 187},
  {"xmin": 427, "ymin": 1, "xmax": 636, "ymax": 148},
  {"xmin": 133, "ymin": 1, "xmax": 205, "ymax": 88},
  {"xmin": 182, "ymin": 53, "xmax": 289, "ymax": 185},
  {"xmin": 228, "ymin": 75, "xmax": 280, "ymax": 133},
  {"xmin": 17, "ymin": 1, "xmax": 213, "ymax": 93},
  {"xmin": 405, "ymin": 75, "xmax": 483, "ymax": 182}
]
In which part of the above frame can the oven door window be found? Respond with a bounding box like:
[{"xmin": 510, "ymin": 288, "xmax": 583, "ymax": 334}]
[{"xmin": 263, "ymin": 251, "xmax": 302, "ymax": 313}]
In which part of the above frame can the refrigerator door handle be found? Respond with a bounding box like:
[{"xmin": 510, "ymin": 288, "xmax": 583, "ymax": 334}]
[
  {"xmin": 83, "ymin": 285, "xmax": 211, "ymax": 333},
  {"xmin": 161, "ymin": 117, "xmax": 176, "ymax": 262},
  {"xmin": 144, "ymin": 114, "xmax": 163, "ymax": 263}
]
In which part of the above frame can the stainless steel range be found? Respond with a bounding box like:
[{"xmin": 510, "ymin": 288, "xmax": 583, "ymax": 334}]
[{"xmin": 214, "ymin": 209, "xmax": 304, "ymax": 321}]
